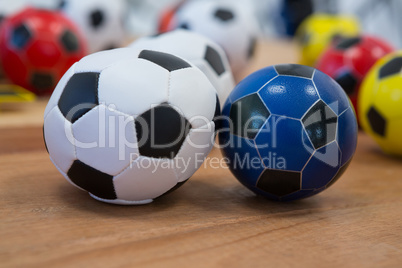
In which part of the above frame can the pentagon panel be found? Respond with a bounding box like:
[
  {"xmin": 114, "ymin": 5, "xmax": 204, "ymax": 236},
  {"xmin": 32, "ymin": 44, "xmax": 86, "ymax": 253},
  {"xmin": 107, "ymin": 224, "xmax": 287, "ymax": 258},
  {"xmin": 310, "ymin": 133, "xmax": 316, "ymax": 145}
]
[{"xmin": 274, "ymin": 64, "xmax": 315, "ymax": 79}]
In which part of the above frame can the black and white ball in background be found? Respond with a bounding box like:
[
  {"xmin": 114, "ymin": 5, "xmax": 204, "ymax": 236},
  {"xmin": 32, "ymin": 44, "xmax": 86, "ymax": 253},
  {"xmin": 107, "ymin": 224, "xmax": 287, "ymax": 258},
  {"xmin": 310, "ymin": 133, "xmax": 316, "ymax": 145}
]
[
  {"xmin": 130, "ymin": 29, "xmax": 235, "ymax": 105},
  {"xmin": 0, "ymin": 0, "xmax": 26, "ymax": 23},
  {"xmin": 168, "ymin": 0, "xmax": 259, "ymax": 76},
  {"xmin": 59, "ymin": 0, "xmax": 127, "ymax": 53},
  {"xmin": 43, "ymin": 48, "xmax": 220, "ymax": 205}
]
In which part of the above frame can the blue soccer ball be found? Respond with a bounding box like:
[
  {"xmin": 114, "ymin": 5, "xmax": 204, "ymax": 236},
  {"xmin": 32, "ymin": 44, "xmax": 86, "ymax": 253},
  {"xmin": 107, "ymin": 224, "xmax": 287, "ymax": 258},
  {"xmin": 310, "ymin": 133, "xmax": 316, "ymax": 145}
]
[{"xmin": 219, "ymin": 64, "xmax": 358, "ymax": 201}]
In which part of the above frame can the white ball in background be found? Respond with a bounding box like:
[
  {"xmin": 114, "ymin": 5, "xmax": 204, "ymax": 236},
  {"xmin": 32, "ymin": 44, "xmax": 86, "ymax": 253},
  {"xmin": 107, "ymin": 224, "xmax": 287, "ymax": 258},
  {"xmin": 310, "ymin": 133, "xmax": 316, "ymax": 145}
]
[
  {"xmin": 60, "ymin": 0, "xmax": 128, "ymax": 53},
  {"xmin": 168, "ymin": 0, "xmax": 260, "ymax": 76},
  {"xmin": 130, "ymin": 29, "xmax": 235, "ymax": 105}
]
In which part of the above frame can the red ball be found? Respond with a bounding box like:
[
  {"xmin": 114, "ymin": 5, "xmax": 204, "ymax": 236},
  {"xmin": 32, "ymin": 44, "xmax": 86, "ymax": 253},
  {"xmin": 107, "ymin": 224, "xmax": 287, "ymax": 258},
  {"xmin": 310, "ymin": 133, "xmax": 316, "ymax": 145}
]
[
  {"xmin": 316, "ymin": 35, "xmax": 394, "ymax": 121},
  {"xmin": 0, "ymin": 8, "xmax": 87, "ymax": 95},
  {"xmin": 158, "ymin": 1, "xmax": 186, "ymax": 33}
]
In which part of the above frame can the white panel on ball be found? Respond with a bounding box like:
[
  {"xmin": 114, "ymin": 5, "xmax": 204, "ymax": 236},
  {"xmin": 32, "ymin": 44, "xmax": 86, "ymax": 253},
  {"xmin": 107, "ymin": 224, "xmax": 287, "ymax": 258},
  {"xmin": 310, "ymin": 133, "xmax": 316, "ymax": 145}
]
[
  {"xmin": 114, "ymin": 157, "xmax": 179, "ymax": 202},
  {"xmin": 174, "ymin": 121, "xmax": 216, "ymax": 182},
  {"xmin": 44, "ymin": 107, "xmax": 76, "ymax": 173},
  {"xmin": 130, "ymin": 29, "xmax": 235, "ymax": 105},
  {"xmin": 168, "ymin": 68, "xmax": 216, "ymax": 129},
  {"xmin": 72, "ymin": 105, "xmax": 138, "ymax": 176},
  {"xmin": 98, "ymin": 58, "xmax": 169, "ymax": 116},
  {"xmin": 74, "ymin": 48, "xmax": 138, "ymax": 73}
]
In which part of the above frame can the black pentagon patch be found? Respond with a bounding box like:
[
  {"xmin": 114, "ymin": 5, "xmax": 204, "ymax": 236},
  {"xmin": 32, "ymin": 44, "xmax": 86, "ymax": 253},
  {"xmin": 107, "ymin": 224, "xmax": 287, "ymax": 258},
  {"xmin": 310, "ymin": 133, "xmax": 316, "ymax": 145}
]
[
  {"xmin": 257, "ymin": 169, "xmax": 301, "ymax": 197},
  {"xmin": 60, "ymin": 30, "xmax": 79, "ymax": 52},
  {"xmin": 58, "ymin": 72, "xmax": 100, "ymax": 124},
  {"xmin": 103, "ymin": 44, "xmax": 117, "ymax": 51},
  {"xmin": 214, "ymin": 8, "xmax": 234, "ymax": 22},
  {"xmin": 379, "ymin": 57, "xmax": 402, "ymax": 79},
  {"xmin": 157, "ymin": 179, "xmax": 189, "ymax": 199},
  {"xmin": 58, "ymin": 0, "xmax": 66, "ymax": 9},
  {"xmin": 67, "ymin": 160, "xmax": 116, "ymax": 200},
  {"xmin": 178, "ymin": 23, "xmax": 190, "ymax": 30},
  {"xmin": 327, "ymin": 158, "xmax": 352, "ymax": 189},
  {"xmin": 31, "ymin": 73, "xmax": 54, "ymax": 91},
  {"xmin": 213, "ymin": 95, "xmax": 222, "ymax": 133},
  {"xmin": 135, "ymin": 103, "xmax": 191, "ymax": 159},
  {"xmin": 230, "ymin": 94, "xmax": 270, "ymax": 139},
  {"xmin": 335, "ymin": 37, "xmax": 362, "ymax": 50},
  {"xmin": 11, "ymin": 23, "xmax": 32, "ymax": 49},
  {"xmin": 43, "ymin": 125, "xmax": 49, "ymax": 154},
  {"xmin": 90, "ymin": 9, "xmax": 104, "ymax": 29},
  {"xmin": 302, "ymin": 100, "xmax": 338, "ymax": 149},
  {"xmin": 248, "ymin": 38, "xmax": 257, "ymax": 59},
  {"xmin": 205, "ymin": 45, "xmax": 225, "ymax": 76},
  {"xmin": 139, "ymin": 50, "xmax": 191, "ymax": 72},
  {"xmin": 335, "ymin": 72, "xmax": 358, "ymax": 96},
  {"xmin": 367, "ymin": 106, "xmax": 387, "ymax": 137},
  {"xmin": 275, "ymin": 64, "xmax": 315, "ymax": 79}
]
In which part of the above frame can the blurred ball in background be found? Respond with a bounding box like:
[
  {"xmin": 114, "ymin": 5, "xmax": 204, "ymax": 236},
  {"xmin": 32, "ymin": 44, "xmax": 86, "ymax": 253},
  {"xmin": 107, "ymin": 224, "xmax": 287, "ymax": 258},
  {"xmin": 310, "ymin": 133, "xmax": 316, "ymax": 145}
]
[
  {"xmin": 295, "ymin": 13, "xmax": 361, "ymax": 67},
  {"xmin": 60, "ymin": 0, "xmax": 128, "ymax": 53},
  {"xmin": 130, "ymin": 29, "xmax": 235, "ymax": 104},
  {"xmin": 316, "ymin": 35, "xmax": 394, "ymax": 121},
  {"xmin": 167, "ymin": 0, "xmax": 260, "ymax": 76},
  {"xmin": 0, "ymin": 7, "xmax": 87, "ymax": 95},
  {"xmin": 359, "ymin": 51, "xmax": 402, "ymax": 156}
]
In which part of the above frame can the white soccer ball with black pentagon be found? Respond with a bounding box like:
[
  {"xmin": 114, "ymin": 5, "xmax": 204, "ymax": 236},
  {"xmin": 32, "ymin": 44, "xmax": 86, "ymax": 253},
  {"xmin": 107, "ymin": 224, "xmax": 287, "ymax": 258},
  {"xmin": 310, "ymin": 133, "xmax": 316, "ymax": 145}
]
[
  {"xmin": 43, "ymin": 48, "xmax": 220, "ymax": 205},
  {"xmin": 130, "ymin": 29, "xmax": 235, "ymax": 105},
  {"xmin": 59, "ymin": 0, "xmax": 127, "ymax": 53},
  {"xmin": 168, "ymin": 0, "xmax": 259, "ymax": 76}
]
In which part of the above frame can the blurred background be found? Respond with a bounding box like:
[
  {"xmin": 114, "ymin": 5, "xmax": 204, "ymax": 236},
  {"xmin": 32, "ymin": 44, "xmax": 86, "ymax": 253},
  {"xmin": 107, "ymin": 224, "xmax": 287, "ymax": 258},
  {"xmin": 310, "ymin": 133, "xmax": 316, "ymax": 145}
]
[{"xmin": 1, "ymin": 0, "xmax": 401, "ymax": 47}]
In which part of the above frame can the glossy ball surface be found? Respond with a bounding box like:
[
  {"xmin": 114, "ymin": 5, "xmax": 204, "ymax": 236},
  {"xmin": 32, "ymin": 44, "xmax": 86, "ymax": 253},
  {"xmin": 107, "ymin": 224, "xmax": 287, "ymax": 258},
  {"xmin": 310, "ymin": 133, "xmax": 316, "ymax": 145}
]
[
  {"xmin": 0, "ymin": 8, "xmax": 87, "ymax": 95},
  {"xmin": 219, "ymin": 64, "xmax": 358, "ymax": 201},
  {"xmin": 316, "ymin": 35, "xmax": 394, "ymax": 121},
  {"xmin": 359, "ymin": 51, "xmax": 402, "ymax": 156},
  {"xmin": 296, "ymin": 14, "xmax": 360, "ymax": 67}
]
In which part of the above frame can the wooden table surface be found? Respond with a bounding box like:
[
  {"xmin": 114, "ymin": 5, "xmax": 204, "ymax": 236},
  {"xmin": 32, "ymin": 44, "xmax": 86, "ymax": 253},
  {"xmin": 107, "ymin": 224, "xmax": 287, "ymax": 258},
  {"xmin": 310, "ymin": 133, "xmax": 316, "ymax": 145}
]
[{"xmin": 1, "ymin": 40, "xmax": 402, "ymax": 268}]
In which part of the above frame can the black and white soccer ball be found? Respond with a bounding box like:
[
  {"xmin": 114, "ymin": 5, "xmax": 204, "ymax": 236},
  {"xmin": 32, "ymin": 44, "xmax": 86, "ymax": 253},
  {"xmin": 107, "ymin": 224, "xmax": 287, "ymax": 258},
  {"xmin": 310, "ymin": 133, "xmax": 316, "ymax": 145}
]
[
  {"xmin": 43, "ymin": 48, "xmax": 219, "ymax": 205},
  {"xmin": 130, "ymin": 29, "xmax": 235, "ymax": 105},
  {"xmin": 168, "ymin": 0, "xmax": 259, "ymax": 76},
  {"xmin": 59, "ymin": 0, "xmax": 127, "ymax": 53}
]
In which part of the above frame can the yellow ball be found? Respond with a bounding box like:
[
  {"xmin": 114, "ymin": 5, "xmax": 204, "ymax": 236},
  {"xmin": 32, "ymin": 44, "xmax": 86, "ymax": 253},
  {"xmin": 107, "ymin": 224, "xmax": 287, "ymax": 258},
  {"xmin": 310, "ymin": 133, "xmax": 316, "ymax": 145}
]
[
  {"xmin": 296, "ymin": 14, "xmax": 360, "ymax": 67},
  {"xmin": 359, "ymin": 51, "xmax": 402, "ymax": 156}
]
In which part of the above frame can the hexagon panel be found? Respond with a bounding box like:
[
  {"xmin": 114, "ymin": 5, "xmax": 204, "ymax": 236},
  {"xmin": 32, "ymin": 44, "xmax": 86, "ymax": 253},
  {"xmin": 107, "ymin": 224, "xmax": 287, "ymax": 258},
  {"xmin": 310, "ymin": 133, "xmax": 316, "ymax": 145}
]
[
  {"xmin": 98, "ymin": 58, "xmax": 169, "ymax": 116},
  {"xmin": 44, "ymin": 107, "xmax": 76, "ymax": 173},
  {"xmin": 302, "ymin": 141, "xmax": 341, "ymax": 189},
  {"xmin": 255, "ymin": 116, "xmax": 314, "ymax": 172},
  {"xmin": 259, "ymin": 76, "xmax": 319, "ymax": 119},
  {"xmin": 72, "ymin": 105, "xmax": 138, "ymax": 176},
  {"xmin": 229, "ymin": 66, "xmax": 278, "ymax": 103},
  {"xmin": 114, "ymin": 157, "xmax": 179, "ymax": 202},
  {"xmin": 168, "ymin": 68, "xmax": 217, "ymax": 128}
]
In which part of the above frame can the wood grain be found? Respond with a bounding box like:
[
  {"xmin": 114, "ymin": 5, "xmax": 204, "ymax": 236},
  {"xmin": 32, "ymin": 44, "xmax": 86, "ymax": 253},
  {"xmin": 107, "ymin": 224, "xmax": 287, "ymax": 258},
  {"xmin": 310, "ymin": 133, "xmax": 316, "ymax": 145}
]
[{"xmin": 1, "ymin": 40, "xmax": 402, "ymax": 268}]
